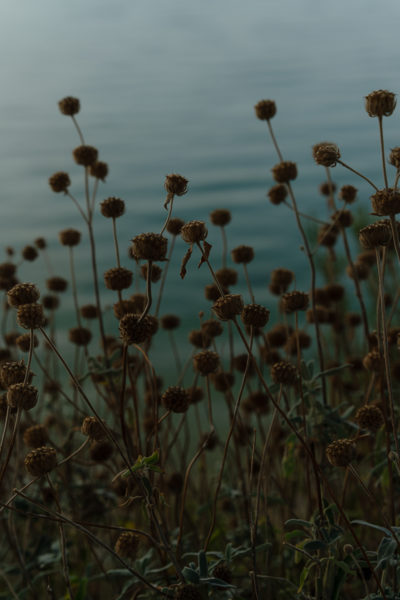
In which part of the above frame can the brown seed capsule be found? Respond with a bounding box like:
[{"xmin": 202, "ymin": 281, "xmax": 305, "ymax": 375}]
[
  {"xmin": 7, "ymin": 383, "xmax": 38, "ymax": 410},
  {"xmin": 267, "ymin": 183, "xmax": 288, "ymax": 205},
  {"xmin": 371, "ymin": 188, "xmax": 400, "ymax": 216},
  {"xmin": 193, "ymin": 350, "xmax": 220, "ymax": 375},
  {"xmin": 113, "ymin": 300, "xmax": 135, "ymax": 320},
  {"xmin": 90, "ymin": 440, "xmax": 113, "ymax": 462},
  {"xmin": 16, "ymin": 333, "xmax": 39, "ymax": 352},
  {"xmin": 68, "ymin": 327, "xmax": 92, "ymax": 346},
  {"xmin": 42, "ymin": 295, "xmax": 59, "ymax": 311},
  {"xmin": 181, "ymin": 220, "xmax": 208, "ymax": 243},
  {"xmin": 34, "ymin": 239, "xmax": 46, "ymax": 251},
  {"xmin": 270, "ymin": 267, "xmax": 294, "ymax": 292},
  {"xmin": 271, "ymin": 161, "xmax": 297, "ymax": 183},
  {"xmin": 339, "ymin": 185, "xmax": 358, "ymax": 203},
  {"xmin": 0, "ymin": 263, "xmax": 16, "ymax": 279},
  {"xmin": 365, "ymin": 90, "xmax": 396, "ymax": 117},
  {"xmin": 130, "ymin": 293, "xmax": 146, "ymax": 313},
  {"xmin": 160, "ymin": 314, "xmax": 180, "ymax": 330},
  {"xmin": 8, "ymin": 283, "xmax": 40, "ymax": 308},
  {"xmin": 201, "ymin": 319, "xmax": 223, "ymax": 338},
  {"xmin": 161, "ymin": 386, "xmax": 190, "ymax": 413},
  {"xmin": 266, "ymin": 324, "xmax": 289, "ymax": 348},
  {"xmin": 357, "ymin": 250, "xmax": 376, "ymax": 266},
  {"xmin": 254, "ymin": 99, "xmax": 276, "ymax": 121},
  {"xmin": 164, "ymin": 173, "xmax": 188, "ymax": 196},
  {"xmin": 260, "ymin": 347, "xmax": 281, "ymax": 365},
  {"xmin": 319, "ymin": 181, "xmax": 336, "ymax": 196},
  {"xmin": 115, "ymin": 531, "xmax": 140, "ymax": 558},
  {"xmin": 326, "ymin": 439, "xmax": 356, "ymax": 467},
  {"xmin": 166, "ymin": 217, "xmax": 185, "ymax": 236},
  {"xmin": 231, "ymin": 245, "xmax": 254, "ymax": 264},
  {"xmin": 204, "ymin": 283, "xmax": 227, "ymax": 301},
  {"xmin": 210, "ymin": 208, "xmax": 231, "ymax": 226},
  {"xmin": 17, "ymin": 303, "xmax": 45, "ymax": 329},
  {"xmin": 59, "ymin": 228, "xmax": 81, "ymax": 247},
  {"xmin": 211, "ymin": 371, "xmax": 235, "ymax": 392},
  {"xmin": 80, "ymin": 304, "xmax": 98, "ymax": 319},
  {"xmin": 23, "ymin": 424, "xmax": 49, "ymax": 448},
  {"xmin": 140, "ymin": 263, "xmax": 162, "ymax": 283},
  {"xmin": 389, "ymin": 147, "xmax": 400, "ymax": 169},
  {"xmin": 359, "ymin": 222, "xmax": 391, "ymax": 249},
  {"xmin": 247, "ymin": 390, "xmax": 269, "ymax": 414},
  {"xmin": 318, "ymin": 223, "xmax": 338, "ymax": 247},
  {"xmin": 281, "ymin": 290, "xmax": 309, "ymax": 313},
  {"xmin": 48, "ymin": 171, "xmax": 71, "ymax": 193},
  {"xmin": 346, "ymin": 312, "xmax": 362, "ymax": 327},
  {"xmin": 285, "ymin": 331, "xmax": 312, "ymax": 354},
  {"xmin": 104, "ymin": 267, "xmax": 133, "ymax": 291},
  {"xmin": 332, "ymin": 209, "xmax": 353, "ymax": 228},
  {"xmin": 363, "ymin": 350, "xmax": 382, "ymax": 372},
  {"xmin": 306, "ymin": 305, "xmax": 331, "ymax": 325},
  {"xmin": 90, "ymin": 161, "xmax": 109, "ymax": 181},
  {"xmin": 212, "ymin": 294, "xmax": 244, "ymax": 321},
  {"xmin": 241, "ymin": 304, "xmax": 270, "ymax": 328},
  {"xmin": 0, "ymin": 360, "xmax": 29, "ymax": 388},
  {"xmin": 131, "ymin": 233, "xmax": 168, "ymax": 261},
  {"xmin": 232, "ymin": 353, "xmax": 256, "ymax": 374},
  {"xmin": 346, "ymin": 262, "xmax": 369, "ymax": 281},
  {"xmin": 166, "ymin": 472, "xmax": 183, "ymax": 494},
  {"xmin": 324, "ymin": 283, "xmax": 344, "ymax": 302},
  {"xmin": 72, "ymin": 145, "xmax": 98, "ymax": 167},
  {"xmin": 46, "ymin": 276, "xmax": 68, "ymax": 292},
  {"xmin": 312, "ymin": 142, "xmax": 340, "ymax": 167},
  {"xmin": 270, "ymin": 361, "xmax": 297, "ymax": 385},
  {"xmin": 100, "ymin": 197, "xmax": 125, "ymax": 218},
  {"xmin": 355, "ymin": 404, "xmax": 384, "ymax": 432},
  {"xmin": 24, "ymin": 446, "xmax": 57, "ymax": 477},
  {"xmin": 188, "ymin": 387, "xmax": 204, "ymax": 404},
  {"xmin": 119, "ymin": 313, "xmax": 153, "ymax": 345},
  {"xmin": 81, "ymin": 416, "xmax": 107, "ymax": 441},
  {"xmin": 58, "ymin": 96, "xmax": 80, "ymax": 116},
  {"xmin": 215, "ymin": 267, "xmax": 238, "ymax": 287},
  {"xmin": 189, "ymin": 329, "xmax": 211, "ymax": 348},
  {"xmin": 22, "ymin": 246, "xmax": 38, "ymax": 261}
]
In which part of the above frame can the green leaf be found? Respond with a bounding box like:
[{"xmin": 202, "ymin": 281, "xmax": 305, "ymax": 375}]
[
  {"xmin": 143, "ymin": 450, "xmax": 159, "ymax": 465},
  {"xmin": 182, "ymin": 566, "xmax": 200, "ymax": 584},
  {"xmin": 303, "ymin": 540, "xmax": 328, "ymax": 553},
  {"xmin": 198, "ymin": 551, "xmax": 208, "ymax": 578},
  {"xmin": 351, "ymin": 520, "xmax": 391, "ymax": 536},
  {"xmin": 297, "ymin": 566, "xmax": 310, "ymax": 593},
  {"xmin": 285, "ymin": 519, "xmax": 312, "ymax": 529}
]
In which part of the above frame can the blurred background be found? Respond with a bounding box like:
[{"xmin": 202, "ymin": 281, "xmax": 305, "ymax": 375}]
[{"xmin": 1, "ymin": 0, "xmax": 400, "ymax": 369}]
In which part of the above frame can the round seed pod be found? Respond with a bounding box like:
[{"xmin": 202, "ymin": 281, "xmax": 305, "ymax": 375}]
[
  {"xmin": 260, "ymin": 347, "xmax": 281, "ymax": 365},
  {"xmin": 161, "ymin": 386, "xmax": 190, "ymax": 413},
  {"xmin": 17, "ymin": 304, "xmax": 45, "ymax": 329},
  {"xmin": 232, "ymin": 353, "xmax": 255, "ymax": 374},
  {"xmin": 164, "ymin": 173, "xmax": 188, "ymax": 196},
  {"xmin": 271, "ymin": 161, "xmax": 297, "ymax": 183},
  {"xmin": 4, "ymin": 331, "xmax": 18, "ymax": 348},
  {"xmin": 68, "ymin": 327, "xmax": 92, "ymax": 346},
  {"xmin": 48, "ymin": 171, "xmax": 71, "ymax": 193},
  {"xmin": 7, "ymin": 383, "xmax": 38, "ymax": 410},
  {"xmin": 160, "ymin": 314, "xmax": 180, "ymax": 330},
  {"xmin": 332, "ymin": 209, "xmax": 353, "ymax": 228},
  {"xmin": 285, "ymin": 331, "xmax": 311, "ymax": 355},
  {"xmin": 211, "ymin": 371, "xmax": 234, "ymax": 392},
  {"xmin": 231, "ymin": 245, "xmax": 254, "ymax": 264},
  {"xmin": 90, "ymin": 161, "xmax": 108, "ymax": 181},
  {"xmin": 58, "ymin": 96, "xmax": 80, "ymax": 116},
  {"xmin": 270, "ymin": 267, "xmax": 294, "ymax": 291},
  {"xmin": 104, "ymin": 267, "xmax": 133, "ymax": 291},
  {"xmin": 210, "ymin": 209, "xmax": 231, "ymax": 226},
  {"xmin": 193, "ymin": 350, "xmax": 220, "ymax": 375},
  {"xmin": 312, "ymin": 142, "xmax": 340, "ymax": 167},
  {"xmin": 119, "ymin": 313, "xmax": 153, "ymax": 345},
  {"xmin": 72, "ymin": 145, "xmax": 98, "ymax": 167},
  {"xmin": 346, "ymin": 262, "xmax": 369, "ymax": 281},
  {"xmin": 165, "ymin": 472, "xmax": 183, "ymax": 494},
  {"xmin": 140, "ymin": 263, "xmax": 162, "ymax": 283},
  {"xmin": 362, "ymin": 350, "xmax": 382, "ymax": 372},
  {"xmin": 319, "ymin": 181, "xmax": 336, "ymax": 196},
  {"xmin": 326, "ymin": 439, "xmax": 356, "ymax": 467},
  {"xmin": 100, "ymin": 197, "xmax": 125, "ymax": 218},
  {"xmin": 188, "ymin": 329, "xmax": 211, "ymax": 349},
  {"xmin": 188, "ymin": 387, "xmax": 204, "ymax": 404},
  {"xmin": 22, "ymin": 246, "xmax": 38, "ymax": 261},
  {"xmin": 318, "ymin": 223, "xmax": 338, "ymax": 247},
  {"xmin": 212, "ymin": 294, "xmax": 244, "ymax": 321},
  {"xmin": 0, "ymin": 360, "xmax": 29, "ymax": 388},
  {"xmin": 267, "ymin": 184, "xmax": 287, "ymax": 205},
  {"xmin": 131, "ymin": 233, "xmax": 168, "ymax": 261},
  {"xmin": 42, "ymin": 295, "xmax": 59, "ymax": 311},
  {"xmin": 204, "ymin": 283, "xmax": 227, "ymax": 301},
  {"xmin": 339, "ymin": 185, "xmax": 358, "ymax": 203},
  {"xmin": 181, "ymin": 221, "xmax": 208, "ymax": 243},
  {"xmin": 8, "ymin": 283, "xmax": 40, "ymax": 308},
  {"xmin": 281, "ymin": 291, "xmax": 309, "ymax": 313},
  {"xmin": 130, "ymin": 293, "xmax": 146, "ymax": 312},
  {"xmin": 324, "ymin": 283, "xmax": 344, "ymax": 302},
  {"xmin": 113, "ymin": 300, "xmax": 135, "ymax": 320},
  {"xmin": 81, "ymin": 416, "xmax": 107, "ymax": 441},
  {"xmin": 357, "ymin": 250, "xmax": 376, "ymax": 266},
  {"xmin": 23, "ymin": 424, "xmax": 49, "ymax": 448},
  {"xmin": 355, "ymin": 404, "xmax": 384, "ymax": 432},
  {"xmin": 80, "ymin": 304, "xmax": 98, "ymax": 319},
  {"xmin": 270, "ymin": 361, "xmax": 297, "ymax": 385},
  {"xmin": 201, "ymin": 319, "xmax": 223, "ymax": 338},
  {"xmin": 254, "ymin": 99, "xmax": 276, "ymax": 120},
  {"xmin": 365, "ymin": 90, "xmax": 396, "ymax": 117},
  {"xmin": 166, "ymin": 217, "xmax": 184, "ymax": 236},
  {"xmin": 247, "ymin": 390, "xmax": 269, "ymax": 414},
  {"xmin": 306, "ymin": 305, "xmax": 331, "ymax": 324},
  {"xmin": 359, "ymin": 222, "xmax": 391, "ymax": 249},
  {"xmin": 24, "ymin": 446, "xmax": 57, "ymax": 477},
  {"xmin": 114, "ymin": 531, "xmax": 140, "ymax": 558},
  {"xmin": 266, "ymin": 324, "xmax": 289, "ymax": 348},
  {"xmin": 389, "ymin": 147, "xmax": 400, "ymax": 170},
  {"xmin": 371, "ymin": 188, "xmax": 400, "ymax": 216},
  {"xmin": 241, "ymin": 304, "xmax": 270, "ymax": 328},
  {"xmin": 90, "ymin": 440, "xmax": 113, "ymax": 462},
  {"xmin": 46, "ymin": 276, "xmax": 68, "ymax": 292},
  {"xmin": 59, "ymin": 228, "xmax": 81, "ymax": 247},
  {"xmin": 0, "ymin": 348, "xmax": 11, "ymax": 362},
  {"xmin": 0, "ymin": 263, "xmax": 16, "ymax": 279},
  {"xmin": 215, "ymin": 267, "xmax": 237, "ymax": 287},
  {"xmin": 346, "ymin": 313, "xmax": 361, "ymax": 327}
]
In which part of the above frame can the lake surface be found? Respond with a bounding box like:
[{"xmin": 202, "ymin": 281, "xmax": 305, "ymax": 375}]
[{"xmin": 1, "ymin": 0, "xmax": 400, "ymax": 371}]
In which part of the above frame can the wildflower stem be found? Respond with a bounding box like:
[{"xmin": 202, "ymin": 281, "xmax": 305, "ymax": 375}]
[
  {"xmin": 337, "ymin": 160, "xmax": 379, "ymax": 191},
  {"xmin": 378, "ymin": 116, "xmax": 389, "ymax": 189}
]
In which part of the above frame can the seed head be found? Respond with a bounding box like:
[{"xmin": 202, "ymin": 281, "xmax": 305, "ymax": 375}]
[
  {"xmin": 233, "ymin": 353, "xmax": 256, "ymax": 374},
  {"xmin": 331, "ymin": 209, "xmax": 353, "ymax": 228},
  {"xmin": 201, "ymin": 319, "xmax": 223, "ymax": 338},
  {"xmin": 254, "ymin": 99, "xmax": 276, "ymax": 121},
  {"xmin": 339, "ymin": 185, "xmax": 358, "ymax": 203},
  {"xmin": 58, "ymin": 96, "xmax": 80, "ymax": 116},
  {"xmin": 215, "ymin": 267, "xmax": 238, "ymax": 287},
  {"xmin": 281, "ymin": 290, "xmax": 309, "ymax": 313},
  {"xmin": 119, "ymin": 313, "xmax": 153, "ymax": 345},
  {"xmin": 164, "ymin": 174, "xmax": 188, "ymax": 196},
  {"xmin": 7, "ymin": 383, "xmax": 38, "ymax": 410},
  {"xmin": 371, "ymin": 188, "xmax": 400, "ymax": 216},
  {"xmin": 0, "ymin": 360, "xmax": 29, "ymax": 388},
  {"xmin": 16, "ymin": 333, "xmax": 39, "ymax": 352},
  {"xmin": 204, "ymin": 283, "xmax": 227, "ymax": 301},
  {"xmin": 72, "ymin": 145, "xmax": 98, "ymax": 167},
  {"xmin": 312, "ymin": 142, "xmax": 340, "ymax": 167},
  {"xmin": 0, "ymin": 263, "xmax": 16, "ymax": 279},
  {"xmin": 8, "ymin": 283, "xmax": 40, "ymax": 308},
  {"xmin": 100, "ymin": 197, "xmax": 125, "ymax": 218},
  {"xmin": 266, "ymin": 324, "xmax": 289, "ymax": 348},
  {"xmin": 365, "ymin": 90, "xmax": 396, "ymax": 117},
  {"xmin": 355, "ymin": 404, "xmax": 384, "ymax": 432},
  {"xmin": 318, "ymin": 223, "xmax": 338, "ymax": 247},
  {"xmin": 166, "ymin": 217, "xmax": 185, "ymax": 236},
  {"xmin": 160, "ymin": 314, "xmax": 180, "ymax": 330},
  {"xmin": 270, "ymin": 361, "xmax": 297, "ymax": 385},
  {"xmin": 80, "ymin": 304, "xmax": 98, "ymax": 319},
  {"xmin": 46, "ymin": 276, "xmax": 68, "ymax": 292},
  {"xmin": 210, "ymin": 209, "xmax": 231, "ymax": 226},
  {"xmin": 81, "ymin": 416, "xmax": 107, "ymax": 441},
  {"xmin": 68, "ymin": 327, "xmax": 92, "ymax": 346},
  {"xmin": 59, "ymin": 228, "xmax": 81, "ymax": 247},
  {"xmin": 181, "ymin": 220, "xmax": 208, "ymax": 243},
  {"xmin": 189, "ymin": 329, "xmax": 211, "ymax": 348},
  {"xmin": 131, "ymin": 233, "xmax": 168, "ymax": 261},
  {"xmin": 23, "ymin": 424, "xmax": 49, "ymax": 448},
  {"xmin": 241, "ymin": 304, "xmax": 270, "ymax": 328},
  {"xmin": 113, "ymin": 300, "xmax": 136, "ymax": 320},
  {"xmin": 363, "ymin": 350, "xmax": 382, "ymax": 372},
  {"xmin": 346, "ymin": 261, "xmax": 369, "ymax": 281},
  {"xmin": 193, "ymin": 350, "xmax": 220, "ymax": 375},
  {"xmin": 267, "ymin": 184, "xmax": 288, "ymax": 205},
  {"xmin": 49, "ymin": 171, "xmax": 71, "ymax": 193},
  {"xmin": 231, "ymin": 245, "xmax": 254, "ymax": 264},
  {"xmin": 90, "ymin": 440, "xmax": 113, "ymax": 462},
  {"xmin": 212, "ymin": 294, "xmax": 244, "ymax": 320},
  {"xmin": 140, "ymin": 263, "xmax": 162, "ymax": 283},
  {"xmin": 389, "ymin": 147, "xmax": 400, "ymax": 169},
  {"xmin": 114, "ymin": 531, "xmax": 140, "ymax": 558},
  {"xmin": 285, "ymin": 331, "xmax": 312, "ymax": 354},
  {"xmin": 211, "ymin": 371, "xmax": 235, "ymax": 391},
  {"xmin": 319, "ymin": 181, "xmax": 336, "ymax": 196},
  {"xmin": 22, "ymin": 246, "xmax": 38, "ymax": 261},
  {"xmin": 359, "ymin": 222, "xmax": 391, "ymax": 249},
  {"xmin": 104, "ymin": 267, "xmax": 133, "ymax": 291},
  {"xmin": 25, "ymin": 446, "xmax": 57, "ymax": 477},
  {"xmin": 35, "ymin": 239, "xmax": 47, "ymax": 251},
  {"xmin": 17, "ymin": 303, "xmax": 45, "ymax": 329},
  {"xmin": 161, "ymin": 386, "xmax": 190, "ymax": 413},
  {"xmin": 90, "ymin": 161, "xmax": 108, "ymax": 181},
  {"xmin": 43, "ymin": 295, "xmax": 59, "ymax": 311},
  {"xmin": 326, "ymin": 439, "xmax": 356, "ymax": 467}
]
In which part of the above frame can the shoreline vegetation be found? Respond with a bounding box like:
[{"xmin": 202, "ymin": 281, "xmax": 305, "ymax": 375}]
[{"xmin": 0, "ymin": 91, "xmax": 400, "ymax": 598}]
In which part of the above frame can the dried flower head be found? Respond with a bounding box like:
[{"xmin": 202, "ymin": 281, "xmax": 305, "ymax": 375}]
[
  {"xmin": 23, "ymin": 424, "xmax": 49, "ymax": 448},
  {"xmin": 90, "ymin": 440, "xmax": 113, "ymax": 462},
  {"xmin": 359, "ymin": 222, "xmax": 391, "ymax": 249},
  {"xmin": 104, "ymin": 267, "xmax": 133, "ymax": 291},
  {"xmin": 241, "ymin": 304, "xmax": 270, "ymax": 328},
  {"xmin": 90, "ymin": 161, "xmax": 108, "ymax": 181},
  {"xmin": 362, "ymin": 350, "xmax": 382, "ymax": 372},
  {"xmin": 131, "ymin": 233, "xmax": 168, "ymax": 261},
  {"xmin": 346, "ymin": 261, "xmax": 369, "ymax": 281},
  {"xmin": 215, "ymin": 267, "xmax": 238, "ymax": 287},
  {"xmin": 365, "ymin": 90, "xmax": 396, "ymax": 117},
  {"xmin": 189, "ymin": 329, "xmax": 211, "ymax": 348},
  {"xmin": 281, "ymin": 290, "xmax": 309, "ymax": 313},
  {"xmin": 49, "ymin": 171, "xmax": 71, "ymax": 193},
  {"xmin": 254, "ymin": 99, "xmax": 277, "ymax": 120},
  {"xmin": 42, "ymin": 295, "xmax": 59, "ymax": 311},
  {"xmin": 0, "ymin": 263, "xmax": 16, "ymax": 279},
  {"xmin": 160, "ymin": 314, "xmax": 180, "ymax": 330},
  {"xmin": 212, "ymin": 294, "xmax": 244, "ymax": 321},
  {"xmin": 318, "ymin": 223, "xmax": 338, "ymax": 247},
  {"xmin": 312, "ymin": 142, "xmax": 341, "ymax": 167},
  {"xmin": 80, "ymin": 304, "xmax": 98, "ymax": 319},
  {"xmin": 8, "ymin": 283, "xmax": 40, "ymax": 308},
  {"xmin": 267, "ymin": 183, "xmax": 288, "ymax": 205},
  {"xmin": 68, "ymin": 327, "xmax": 92, "ymax": 346},
  {"xmin": 204, "ymin": 283, "xmax": 227, "ymax": 301},
  {"xmin": 331, "ymin": 209, "xmax": 353, "ymax": 228},
  {"xmin": 81, "ymin": 416, "xmax": 107, "ymax": 441},
  {"xmin": 0, "ymin": 360, "xmax": 29, "ymax": 388},
  {"xmin": 339, "ymin": 185, "xmax": 358, "ymax": 203},
  {"xmin": 371, "ymin": 188, "xmax": 400, "ymax": 216},
  {"xmin": 58, "ymin": 96, "xmax": 80, "ymax": 116},
  {"xmin": 210, "ymin": 209, "xmax": 231, "ymax": 227},
  {"xmin": 119, "ymin": 313, "xmax": 153, "ymax": 345},
  {"xmin": 59, "ymin": 228, "xmax": 81, "ymax": 247},
  {"xmin": 22, "ymin": 246, "xmax": 38, "ymax": 261},
  {"xmin": 211, "ymin": 371, "xmax": 235, "ymax": 392},
  {"xmin": 35, "ymin": 238, "xmax": 47, "ymax": 251},
  {"xmin": 270, "ymin": 361, "xmax": 297, "ymax": 385},
  {"xmin": 164, "ymin": 174, "xmax": 188, "ymax": 196},
  {"xmin": 161, "ymin": 386, "xmax": 190, "ymax": 413},
  {"xmin": 201, "ymin": 319, "xmax": 223, "ymax": 338},
  {"xmin": 25, "ymin": 446, "xmax": 57, "ymax": 477},
  {"xmin": 114, "ymin": 532, "xmax": 140, "ymax": 558},
  {"xmin": 181, "ymin": 220, "xmax": 208, "ymax": 243},
  {"xmin": 270, "ymin": 267, "xmax": 294, "ymax": 293},
  {"xmin": 100, "ymin": 197, "xmax": 125, "ymax": 218},
  {"xmin": 140, "ymin": 263, "xmax": 162, "ymax": 283},
  {"xmin": 16, "ymin": 333, "xmax": 39, "ymax": 352},
  {"xmin": 389, "ymin": 147, "xmax": 400, "ymax": 169},
  {"xmin": 17, "ymin": 303, "xmax": 45, "ymax": 329},
  {"xmin": 326, "ymin": 439, "xmax": 356, "ymax": 467},
  {"xmin": 271, "ymin": 161, "xmax": 297, "ymax": 183},
  {"xmin": 46, "ymin": 276, "xmax": 68, "ymax": 293},
  {"xmin": 7, "ymin": 383, "xmax": 38, "ymax": 410},
  {"xmin": 72, "ymin": 145, "xmax": 98, "ymax": 167},
  {"xmin": 319, "ymin": 181, "xmax": 336, "ymax": 196},
  {"xmin": 166, "ymin": 217, "xmax": 185, "ymax": 236},
  {"xmin": 355, "ymin": 404, "xmax": 384, "ymax": 432},
  {"xmin": 193, "ymin": 350, "xmax": 220, "ymax": 375},
  {"xmin": 231, "ymin": 245, "xmax": 254, "ymax": 264}
]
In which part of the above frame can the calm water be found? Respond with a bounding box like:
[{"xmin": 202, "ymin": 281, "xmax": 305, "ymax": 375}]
[{"xmin": 1, "ymin": 0, "xmax": 400, "ymax": 369}]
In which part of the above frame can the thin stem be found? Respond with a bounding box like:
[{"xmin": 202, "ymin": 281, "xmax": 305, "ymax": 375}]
[
  {"xmin": 389, "ymin": 214, "xmax": 400, "ymax": 267},
  {"xmin": 112, "ymin": 217, "xmax": 121, "ymax": 268},
  {"xmin": 337, "ymin": 160, "xmax": 379, "ymax": 191},
  {"xmin": 160, "ymin": 194, "xmax": 174, "ymax": 235},
  {"xmin": 283, "ymin": 200, "xmax": 328, "ymax": 225},
  {"xmin": 138, "ymin": 260, "xmax": 153, "ymax": 322},
  {"xmin": 267, "ymin": 120, "xmax": 284, "ymax": 162},
  {"xmin": 71, "ymin": 116, "xmax": 85, "ymax": 145},
  {"xmin": 341, "ymin": 227, "xmax": 369, "ymax": 342},
  {"xmin": 220, "ymin": 226, "xmax": 228, "ymax": 268},
  {"xmin": 66, "ymin": 192, "xmax": 89, "ymax": 224},
  {"xmin": 243, "ymin": 263, "xmax": 255, "ymax": 303},
  {"xmin": 155, "ymin": 236, "xmax": 176, "ymax": 317},
  {"xmin": 378, "ymin": 116, "xmax": 389, "ymax": 189}
]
